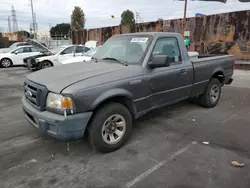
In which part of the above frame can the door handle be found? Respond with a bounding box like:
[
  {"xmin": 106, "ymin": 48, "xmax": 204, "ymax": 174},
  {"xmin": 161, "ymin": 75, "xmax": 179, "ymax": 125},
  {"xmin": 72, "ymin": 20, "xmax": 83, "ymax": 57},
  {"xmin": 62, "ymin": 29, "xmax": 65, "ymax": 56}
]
[{"xmin": 180, "ymin": 69, "xmax": 188, "ymax": 74}]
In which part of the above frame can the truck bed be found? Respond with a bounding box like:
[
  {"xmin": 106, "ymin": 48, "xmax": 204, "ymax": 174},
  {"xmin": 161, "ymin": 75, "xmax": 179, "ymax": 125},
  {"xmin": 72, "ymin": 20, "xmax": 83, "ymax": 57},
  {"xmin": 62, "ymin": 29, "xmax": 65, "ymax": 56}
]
[{"xmin": 191, "ymin": 55, "xmax": 235, "ymax": 97}]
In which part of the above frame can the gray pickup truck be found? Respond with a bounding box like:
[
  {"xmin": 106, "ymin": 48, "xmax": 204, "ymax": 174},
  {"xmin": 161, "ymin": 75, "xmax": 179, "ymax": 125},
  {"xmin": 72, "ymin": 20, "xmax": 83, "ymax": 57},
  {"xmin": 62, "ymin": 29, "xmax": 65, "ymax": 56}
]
[{"xmin": 22, "ymin": 32, "xmax": 234, "ymax": 153}]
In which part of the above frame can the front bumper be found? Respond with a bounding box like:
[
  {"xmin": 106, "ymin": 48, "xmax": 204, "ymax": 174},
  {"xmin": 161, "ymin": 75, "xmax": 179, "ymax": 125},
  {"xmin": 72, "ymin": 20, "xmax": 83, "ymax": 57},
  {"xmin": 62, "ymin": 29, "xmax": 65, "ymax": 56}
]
[
  {"xmin": 24, "ymin": 58, "xmax": 39, "ymax": 70},
  {"xmin": 225, "ymin": 78, "xmax": 233, "ymax": 85},
  {"xmin": 22, "ymin": 97, "xmax": 93, "ymax": 141}
]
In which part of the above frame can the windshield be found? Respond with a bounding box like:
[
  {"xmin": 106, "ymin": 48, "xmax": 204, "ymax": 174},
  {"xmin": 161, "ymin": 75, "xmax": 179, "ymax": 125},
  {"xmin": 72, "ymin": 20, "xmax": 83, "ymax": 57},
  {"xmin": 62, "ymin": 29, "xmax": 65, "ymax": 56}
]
[
  {"xmin": 51, "ymin": 46, "xmax": 67, "ymax": 54},
  {"xmin": 9, "ymin": 43, "xmax": 17, "ymax": 49},
  {"xmin": 83, "ymin": 46, "xmax": 101, "ymax": 57},
  {"xmin": 93, "ymin": 35, "xmax": 152, "ymax": 65}
]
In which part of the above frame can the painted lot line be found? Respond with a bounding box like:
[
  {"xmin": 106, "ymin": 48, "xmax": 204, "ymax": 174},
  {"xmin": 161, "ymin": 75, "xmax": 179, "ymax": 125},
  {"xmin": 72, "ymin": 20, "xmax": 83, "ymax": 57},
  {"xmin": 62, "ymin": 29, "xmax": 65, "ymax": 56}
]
[
  {"xmin": 130, "ymin": 142, "xmax": 250, "ymax": 188},
  {"xmin": 121, "ymin": 141, "xmax": 197, "ymax": 188}
]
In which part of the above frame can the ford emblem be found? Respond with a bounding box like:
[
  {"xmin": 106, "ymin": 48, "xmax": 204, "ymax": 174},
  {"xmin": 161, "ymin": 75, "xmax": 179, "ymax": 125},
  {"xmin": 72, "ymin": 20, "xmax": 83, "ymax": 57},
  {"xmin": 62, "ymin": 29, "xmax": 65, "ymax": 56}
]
[{"xmin": 26, "ymin": 90, "xmax": 32, "ymax": 97}]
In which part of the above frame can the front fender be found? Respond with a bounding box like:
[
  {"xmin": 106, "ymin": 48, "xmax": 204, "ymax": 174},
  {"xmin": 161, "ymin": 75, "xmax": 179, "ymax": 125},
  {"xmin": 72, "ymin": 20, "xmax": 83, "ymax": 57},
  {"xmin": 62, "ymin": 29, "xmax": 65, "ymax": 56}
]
[{"xmin": 92, "ymin": 88, "xmax": 133, "ymax": 109}]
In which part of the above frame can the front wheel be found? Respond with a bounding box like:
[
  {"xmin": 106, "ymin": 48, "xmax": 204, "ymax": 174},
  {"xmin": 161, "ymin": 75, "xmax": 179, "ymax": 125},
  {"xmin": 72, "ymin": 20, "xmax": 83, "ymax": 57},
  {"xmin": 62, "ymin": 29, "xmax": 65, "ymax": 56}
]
[
  {"xmin": 88, "ymin": 103, "xmax": 132, "ymax": 153},
  {"xmin": 199, "ymin": 78, "xmax": 221, "ymax": 108},
  {"xmin": 39, "ymin": 61, "xmax": 53, "ymax": 69},
  {"xmin": 1, "ymin": 58, "xmax": 12, "ymax": 68}
]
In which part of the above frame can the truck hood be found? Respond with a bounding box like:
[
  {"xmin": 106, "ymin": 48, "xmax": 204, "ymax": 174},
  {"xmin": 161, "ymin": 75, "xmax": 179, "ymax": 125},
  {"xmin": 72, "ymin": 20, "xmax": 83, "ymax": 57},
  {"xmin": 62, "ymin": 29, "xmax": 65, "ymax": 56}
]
[{"xmin": 26, "ymin": 61, "xmax": 130, "ymax": 93}]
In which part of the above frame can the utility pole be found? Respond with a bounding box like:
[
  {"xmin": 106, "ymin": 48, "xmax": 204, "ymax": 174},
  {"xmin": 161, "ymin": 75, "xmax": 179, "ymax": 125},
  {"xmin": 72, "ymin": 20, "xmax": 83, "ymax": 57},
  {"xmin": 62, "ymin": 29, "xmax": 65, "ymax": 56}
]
[
  {"xmin": 135, "ymin": 11, "xmax": 144, "ymax": 32},
  {"xmin": 8, "ymin": 16, "xmax": 12, "ymax": 33},
  {"xmin": 183, "ymin": 0, "xmax": 188, "ymax": 36},
  {"xmin": 11, "ymin": 6, "xmax": 18, "ymax": 32},
  {"xmin": 30, "ymin": 0, "xmax": 37, "ymax": 39}
]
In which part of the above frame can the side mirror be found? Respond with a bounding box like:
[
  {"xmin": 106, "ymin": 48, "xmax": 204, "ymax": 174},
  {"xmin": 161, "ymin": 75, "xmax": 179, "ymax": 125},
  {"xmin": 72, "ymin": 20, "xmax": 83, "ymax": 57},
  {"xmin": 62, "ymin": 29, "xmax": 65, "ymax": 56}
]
[
  {"xmin": 148, "ymin": 55, "xmax": 170, "ymax": 69},
  {"xmin": 15, "ymin": 51, "xmax": 18, "ymax": 55}
]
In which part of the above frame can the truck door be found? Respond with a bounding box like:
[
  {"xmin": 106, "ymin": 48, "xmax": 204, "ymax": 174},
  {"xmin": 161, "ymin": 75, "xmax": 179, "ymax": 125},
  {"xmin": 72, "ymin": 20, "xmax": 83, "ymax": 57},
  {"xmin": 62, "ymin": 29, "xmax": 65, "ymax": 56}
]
[{"xmin": 148, "ymin": 37, "xmax": 193, "ymax": 107}]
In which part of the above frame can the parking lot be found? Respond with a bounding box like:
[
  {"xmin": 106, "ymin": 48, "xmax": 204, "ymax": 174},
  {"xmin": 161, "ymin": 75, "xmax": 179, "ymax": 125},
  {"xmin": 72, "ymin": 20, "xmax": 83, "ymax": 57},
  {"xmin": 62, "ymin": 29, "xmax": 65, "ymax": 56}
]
[{"xmin": 1, "ymin": 67, "xmax": 250, "ymax": 188}]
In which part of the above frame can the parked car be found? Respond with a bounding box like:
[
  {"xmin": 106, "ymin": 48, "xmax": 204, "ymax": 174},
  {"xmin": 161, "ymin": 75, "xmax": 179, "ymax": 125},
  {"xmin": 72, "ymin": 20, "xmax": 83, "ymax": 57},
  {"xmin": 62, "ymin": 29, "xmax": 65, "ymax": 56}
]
[
  {"xmin": 22, "ymin": 32, "xmax": 235, "ymax": 153},
  {"xmin": 188, "ymin": 51, "xmax": 199, "ymax": 60},
  {"xmin": 24, "ymin": 40, "xmax": 91, "ymax": 70},
  {"xmin": 0, "ymin": 45, "xmax": 41, "ymax": 68},
  {"xmin": 61, "ymin": 46, "xmax": 101, "ymax": 65},
  {"xmin": 23, "ymin": 39, "xmax": 55, "ymax": 69},
  {"xmin": 0, "ymin": 42, "xmax": 29, "ymax": 53},
  {"xmin": 85, "ymin": 40, "xmax": 98, "ymax": 49}
]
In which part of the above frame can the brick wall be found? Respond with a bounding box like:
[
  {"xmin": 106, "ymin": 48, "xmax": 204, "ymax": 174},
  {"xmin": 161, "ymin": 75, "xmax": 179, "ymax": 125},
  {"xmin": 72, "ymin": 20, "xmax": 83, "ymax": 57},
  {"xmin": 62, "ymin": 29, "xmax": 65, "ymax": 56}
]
[{"xmin": 73, "ymin": 10, "xmax": 250, "ymax": 60}]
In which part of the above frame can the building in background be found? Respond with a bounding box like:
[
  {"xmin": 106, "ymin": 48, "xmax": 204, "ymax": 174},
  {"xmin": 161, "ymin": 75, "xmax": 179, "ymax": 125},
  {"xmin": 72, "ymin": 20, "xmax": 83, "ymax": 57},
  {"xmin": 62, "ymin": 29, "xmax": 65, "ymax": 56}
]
[
  {"xmin": 2, "ymin": 33, "xmax": 18, "ymax": 41},
  {"xmin": 72, "ymin": 10, "xmax": 250, "ymax": 60},
  {"xmin": 37, "ymin": 30, "xmax": 51, "ymax": 41}
]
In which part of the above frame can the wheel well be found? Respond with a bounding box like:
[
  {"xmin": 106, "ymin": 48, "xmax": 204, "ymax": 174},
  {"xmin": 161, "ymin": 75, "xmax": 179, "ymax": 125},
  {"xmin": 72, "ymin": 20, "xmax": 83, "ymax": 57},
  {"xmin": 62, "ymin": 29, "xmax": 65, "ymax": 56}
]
[
  {"xmin": 93, "ymin": 96, "xmax": 136, "ymax": 119},
  {"xmin": 42, "ymin": 60, "xmax": 54, "ymax": 66},
  {"xmin": 1, "ymin": 57, "xmax": 13, "ymax": 64},
  {"xmin": 212, "ymin": 71, "xmax": 224, "ymax": 84}
]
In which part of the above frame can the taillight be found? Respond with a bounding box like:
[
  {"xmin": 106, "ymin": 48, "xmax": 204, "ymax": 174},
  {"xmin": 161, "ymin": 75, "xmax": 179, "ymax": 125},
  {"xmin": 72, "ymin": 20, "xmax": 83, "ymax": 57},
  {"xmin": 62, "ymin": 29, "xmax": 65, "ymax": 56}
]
[{"xmin": 232, "ymin": 59, "xmax": 236, "ymax": 71}]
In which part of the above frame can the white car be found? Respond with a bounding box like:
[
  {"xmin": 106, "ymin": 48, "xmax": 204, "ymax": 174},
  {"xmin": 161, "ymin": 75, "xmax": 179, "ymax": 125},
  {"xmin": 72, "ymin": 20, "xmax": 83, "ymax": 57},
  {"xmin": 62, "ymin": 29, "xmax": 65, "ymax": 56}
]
[
  {"xmin": 0, "ymin": 45, "xmax": 41, "ymax": 68},
  {"xmin": 61, "ymin": 46, "xmax": 101, "ymax": 65},
  {"xmin": 188, "ymin": 51, "xmax": 199, "ymax": 60},
  {"xmin": 0, "ymin": 42, "xmax": 30, "ymax": 53},
  {"xmin": 33, "ymin": 45, "xmax": 91, "ymax": 69}
]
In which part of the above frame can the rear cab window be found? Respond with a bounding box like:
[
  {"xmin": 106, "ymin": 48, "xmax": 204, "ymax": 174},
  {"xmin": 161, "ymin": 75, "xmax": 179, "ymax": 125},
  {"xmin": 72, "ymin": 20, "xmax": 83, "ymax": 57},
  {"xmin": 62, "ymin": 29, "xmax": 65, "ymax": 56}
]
[{"xmin": 152, "ymin": 37, "xmax": 182, "ymax": 65}]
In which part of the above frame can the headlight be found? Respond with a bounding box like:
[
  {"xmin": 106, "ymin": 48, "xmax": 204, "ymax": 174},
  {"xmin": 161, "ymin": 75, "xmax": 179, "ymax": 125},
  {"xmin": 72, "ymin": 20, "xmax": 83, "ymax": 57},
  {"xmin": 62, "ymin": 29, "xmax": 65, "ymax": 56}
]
[{"xmin": 46, "ymin": 93, "xmax": 73, "ymax": 110}]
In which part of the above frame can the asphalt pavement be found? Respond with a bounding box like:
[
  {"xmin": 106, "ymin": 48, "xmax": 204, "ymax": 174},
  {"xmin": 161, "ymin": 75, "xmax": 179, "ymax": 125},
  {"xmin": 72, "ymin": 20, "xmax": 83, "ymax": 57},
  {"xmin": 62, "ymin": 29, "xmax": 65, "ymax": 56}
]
[{"xmin": 0, "ymin": 67, "xmax": 250, "ymax": 188}]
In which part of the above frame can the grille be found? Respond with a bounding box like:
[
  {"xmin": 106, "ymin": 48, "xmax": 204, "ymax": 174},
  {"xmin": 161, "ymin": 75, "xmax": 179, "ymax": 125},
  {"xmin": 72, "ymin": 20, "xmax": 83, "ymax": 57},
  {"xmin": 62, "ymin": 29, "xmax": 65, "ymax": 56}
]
[{"xmin": 24, "ymin": 80, "xmax": 48, "ymax": 111}]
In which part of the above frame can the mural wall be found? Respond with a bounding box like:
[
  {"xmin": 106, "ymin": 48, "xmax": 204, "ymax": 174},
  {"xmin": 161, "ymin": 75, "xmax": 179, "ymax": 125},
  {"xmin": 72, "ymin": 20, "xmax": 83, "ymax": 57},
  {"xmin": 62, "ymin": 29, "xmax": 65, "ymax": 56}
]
[{"xmin": 73, "ymin": 10, "xmax": 250, "ymax": 60}]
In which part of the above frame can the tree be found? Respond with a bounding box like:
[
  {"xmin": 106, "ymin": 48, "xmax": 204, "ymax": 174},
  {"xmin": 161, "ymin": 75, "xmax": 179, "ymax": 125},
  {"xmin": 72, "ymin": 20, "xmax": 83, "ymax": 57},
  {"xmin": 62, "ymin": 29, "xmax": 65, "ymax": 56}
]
[
  {"xmin": 14, "ymin": 30, "xmax": 30, "ymax": 38},
  {"xmin": 157, "ymin": 18, "xmax": 164, "ymax": 22},
  {"xmin": 121, "ymin": 10, "xmax": 135, "ymax": 25},
  {"xmin": 71, "ymin": 6, "xmax": 85, "ymax": 31},
  {"xmin": 50, "ymin": 23, "xmax": 71, "ymax": 39}
]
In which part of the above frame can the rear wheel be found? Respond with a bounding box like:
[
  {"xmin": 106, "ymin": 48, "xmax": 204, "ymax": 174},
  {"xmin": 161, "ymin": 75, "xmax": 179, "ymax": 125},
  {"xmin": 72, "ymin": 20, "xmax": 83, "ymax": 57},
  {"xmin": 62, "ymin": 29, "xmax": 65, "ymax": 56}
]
[
  {"xmin": 88, "ymin": 103, "xmax": 132, "ymax": 153},
  {"xmin": 40, "ymin": 61, "xmax": 53, "ymax": 69},
  {"xmin": 199, "ymin": 78, "xmax": 221, "ymax": 108},
  {"xmin": 1, "ymin": 58, "xmax": 12, "ymax": 68}
]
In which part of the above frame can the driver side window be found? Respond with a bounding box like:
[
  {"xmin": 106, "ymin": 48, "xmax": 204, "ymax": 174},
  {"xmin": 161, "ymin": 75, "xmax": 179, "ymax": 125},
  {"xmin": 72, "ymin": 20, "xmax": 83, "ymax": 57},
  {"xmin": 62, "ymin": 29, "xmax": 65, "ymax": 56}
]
[
  {"xmin": 61, "ymin": 46, "xmax": 75, "ymax": 55},
  {"xmin": 152, "ymin": 37, "xmax": 182, "ymax": 64}
]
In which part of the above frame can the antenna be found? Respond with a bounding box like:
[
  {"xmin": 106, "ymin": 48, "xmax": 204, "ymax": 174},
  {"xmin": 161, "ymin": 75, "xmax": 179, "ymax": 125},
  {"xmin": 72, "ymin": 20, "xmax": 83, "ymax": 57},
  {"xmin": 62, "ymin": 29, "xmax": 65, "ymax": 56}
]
[{"xmin": 11, "ymin": 6, "xmax": 19, "ymax": 32}]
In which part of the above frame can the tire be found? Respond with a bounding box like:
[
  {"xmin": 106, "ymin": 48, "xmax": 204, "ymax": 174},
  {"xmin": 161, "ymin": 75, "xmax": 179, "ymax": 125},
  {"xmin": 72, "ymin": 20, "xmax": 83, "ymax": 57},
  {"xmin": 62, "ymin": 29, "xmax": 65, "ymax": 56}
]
[
  {"xmin": 39, "ymin": 61, "xmax": 53, "ymax": 69},
  {"xmin": 88, "ymin": 103, "xmax": 132, "ymax": 153},
  {"xmin": 199, "ymin": 78, "xmax": 221, "ymax": 108},
  {"xmin": 1, "ymin": 58, "xmax": 12, "ymax": 68}
]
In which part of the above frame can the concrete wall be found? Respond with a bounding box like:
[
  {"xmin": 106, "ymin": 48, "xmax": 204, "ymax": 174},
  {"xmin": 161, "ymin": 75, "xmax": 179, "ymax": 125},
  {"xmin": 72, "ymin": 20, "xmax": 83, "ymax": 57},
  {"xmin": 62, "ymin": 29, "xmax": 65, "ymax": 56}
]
[{"xmin": 73, "ymin": 10, "xmax": 250, "ymax": 60}]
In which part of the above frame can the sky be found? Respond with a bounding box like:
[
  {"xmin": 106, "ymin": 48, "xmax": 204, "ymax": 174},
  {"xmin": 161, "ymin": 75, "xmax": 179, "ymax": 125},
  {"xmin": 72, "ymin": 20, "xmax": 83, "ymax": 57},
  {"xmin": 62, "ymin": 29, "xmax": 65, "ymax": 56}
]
[{"xmin": 0, "ymin": 0, "xmax": 249, "ymax": 33}]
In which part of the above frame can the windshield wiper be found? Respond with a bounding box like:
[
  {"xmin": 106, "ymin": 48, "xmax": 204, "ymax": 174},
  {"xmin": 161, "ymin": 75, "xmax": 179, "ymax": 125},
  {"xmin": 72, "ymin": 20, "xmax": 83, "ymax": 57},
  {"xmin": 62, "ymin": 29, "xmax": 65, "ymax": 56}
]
[{"xmin": 102, "ymin": 57, "xmax": 128, "ymax": 66}]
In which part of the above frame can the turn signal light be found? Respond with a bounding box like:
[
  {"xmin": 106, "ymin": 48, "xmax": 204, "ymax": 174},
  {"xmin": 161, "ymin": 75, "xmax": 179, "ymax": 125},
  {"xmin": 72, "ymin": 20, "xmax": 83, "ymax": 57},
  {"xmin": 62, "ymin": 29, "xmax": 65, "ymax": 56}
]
[{"xmin": 61, "ymin": 97, "xmax": 73, "ymax": 109}]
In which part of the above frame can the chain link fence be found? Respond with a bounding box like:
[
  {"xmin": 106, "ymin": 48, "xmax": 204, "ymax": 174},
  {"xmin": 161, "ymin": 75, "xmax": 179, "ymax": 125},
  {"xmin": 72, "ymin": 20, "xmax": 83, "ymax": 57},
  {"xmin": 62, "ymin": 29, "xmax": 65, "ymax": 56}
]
[{"xmin": 39, "ymin": 35, "xmax": 72, "ymax": 49}]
